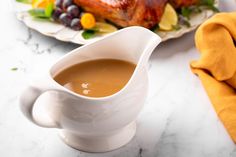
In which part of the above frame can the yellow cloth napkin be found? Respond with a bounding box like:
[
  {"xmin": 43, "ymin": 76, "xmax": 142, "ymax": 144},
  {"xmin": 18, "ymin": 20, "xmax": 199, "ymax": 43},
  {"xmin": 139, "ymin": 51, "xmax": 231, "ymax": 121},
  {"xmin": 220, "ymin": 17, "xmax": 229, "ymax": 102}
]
[{"xmin": 191, "ymin": 12, "xmax": 236, "ymax": 142}]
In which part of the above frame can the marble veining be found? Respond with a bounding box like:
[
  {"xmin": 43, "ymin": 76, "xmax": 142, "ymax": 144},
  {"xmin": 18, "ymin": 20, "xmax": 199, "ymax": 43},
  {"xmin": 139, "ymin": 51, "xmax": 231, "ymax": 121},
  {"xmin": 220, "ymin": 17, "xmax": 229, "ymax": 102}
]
[{"xmin": 1, "ymin": 0, "xmax": 236, "ymax": 157}]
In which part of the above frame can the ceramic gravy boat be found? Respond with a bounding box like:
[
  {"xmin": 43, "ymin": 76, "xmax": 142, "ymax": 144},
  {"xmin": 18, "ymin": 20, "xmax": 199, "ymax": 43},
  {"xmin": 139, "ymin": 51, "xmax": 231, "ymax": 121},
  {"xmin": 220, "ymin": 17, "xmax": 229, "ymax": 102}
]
[{"xmin": 20, "ymin": 26, "xmax": 161, "ymax": 152}]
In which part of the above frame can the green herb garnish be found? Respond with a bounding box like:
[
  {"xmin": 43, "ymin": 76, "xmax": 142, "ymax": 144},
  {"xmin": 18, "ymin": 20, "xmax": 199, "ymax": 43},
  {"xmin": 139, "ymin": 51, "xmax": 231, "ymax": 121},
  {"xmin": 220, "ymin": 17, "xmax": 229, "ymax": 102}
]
[
  {"xmin": 28, "ymin": 9, "xmax": 47, "ymax": 18},
  {"xmin": 82, "ymin": 30, "xmax": 96, "ymax": 39},
  {"xmin": 180, "ymin": 0, "xmax": 219, "ymax": 18},
  {"xmin": 151, "ymin": 25, "xmax": 159, "ymax": 32},
  {"xmin": 206, "ymin": 5, "xmax": 219, "ymax": 12},
  {"xmin": 178, "ymin": 0, "xmax": 218, "ymax": 29},
  {"xmin": 200, "ymin": 0, "xmax": 220, "ymax": 12},
  {"xmin": 201, "ymin": 0, "xmax": 215, "ymax": 5},
  {"xmin": 11, "ymin": 67, "xmax": 18, "ymax": 71},
  {"xmin": 182, "ymin": 19, "xmax": 191, "ymax": 27},
  {"xmin": 16, "ymin": 0, "xmax": 32, "ymax": 4},
  {"xmin": 45, "ymin": 2, "xmax": 54, "ymax": 17},
  {"xmin": 172, "ymin": 24, "xmax": 181, "ymax": 31},
  {"xmin": 28, "ymin": 2, "xmax": 54, "ymax": 19},
  {"xmin": 181, "ymin": 7, "xmax": 192, "ymax": 20}
]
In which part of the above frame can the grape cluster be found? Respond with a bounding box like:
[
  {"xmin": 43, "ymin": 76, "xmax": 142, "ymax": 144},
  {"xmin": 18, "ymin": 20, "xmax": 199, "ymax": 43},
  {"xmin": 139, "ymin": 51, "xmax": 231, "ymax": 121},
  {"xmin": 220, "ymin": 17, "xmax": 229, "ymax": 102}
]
[{"xmin": 52, "ymin": 0, "xmax": 82, "ymax": 30}]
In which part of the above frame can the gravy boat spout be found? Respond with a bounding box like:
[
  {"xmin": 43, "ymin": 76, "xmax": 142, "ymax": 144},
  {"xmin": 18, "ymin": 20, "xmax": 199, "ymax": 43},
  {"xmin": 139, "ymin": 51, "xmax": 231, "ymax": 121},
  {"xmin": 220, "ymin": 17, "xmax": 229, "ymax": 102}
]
[{"xmin": 19, "ymin": 26, "xmax": 162, "ymax": 153}]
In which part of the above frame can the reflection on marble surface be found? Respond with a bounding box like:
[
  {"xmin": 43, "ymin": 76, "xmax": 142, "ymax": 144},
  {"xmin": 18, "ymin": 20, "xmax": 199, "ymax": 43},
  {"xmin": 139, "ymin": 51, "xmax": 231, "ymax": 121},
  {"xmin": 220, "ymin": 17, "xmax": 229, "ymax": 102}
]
[{"xmin": 0, "ymin": 0, "xmax": 236, "ymax": 157}]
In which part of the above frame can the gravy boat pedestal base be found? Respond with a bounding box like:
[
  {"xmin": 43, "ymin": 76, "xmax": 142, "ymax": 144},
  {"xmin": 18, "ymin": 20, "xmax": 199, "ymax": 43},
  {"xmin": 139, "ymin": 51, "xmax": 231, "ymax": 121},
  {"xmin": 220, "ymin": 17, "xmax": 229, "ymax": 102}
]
[{"xmin": 59, "ymin": 121, "xmax": 136, "ymax": 152}]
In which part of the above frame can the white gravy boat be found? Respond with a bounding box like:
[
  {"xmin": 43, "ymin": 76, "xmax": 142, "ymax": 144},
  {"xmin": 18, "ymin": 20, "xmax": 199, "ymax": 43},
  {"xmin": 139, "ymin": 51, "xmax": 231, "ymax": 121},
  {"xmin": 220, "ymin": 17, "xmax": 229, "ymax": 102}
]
[{"xmin": 20, "ymin": 26, "xmax": 161, "ymax": 152}]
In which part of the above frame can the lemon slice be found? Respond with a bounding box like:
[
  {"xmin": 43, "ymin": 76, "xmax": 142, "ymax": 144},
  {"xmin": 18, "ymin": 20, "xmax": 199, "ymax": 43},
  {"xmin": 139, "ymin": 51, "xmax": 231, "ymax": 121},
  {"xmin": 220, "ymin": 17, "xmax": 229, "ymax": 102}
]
[
  {"xmin": 94, "ymin": 22, "xmax": 118, "ymax": 33},
  {"xmin": 159, "ymin": 3, "xmax": 178, "ymax": 31}
]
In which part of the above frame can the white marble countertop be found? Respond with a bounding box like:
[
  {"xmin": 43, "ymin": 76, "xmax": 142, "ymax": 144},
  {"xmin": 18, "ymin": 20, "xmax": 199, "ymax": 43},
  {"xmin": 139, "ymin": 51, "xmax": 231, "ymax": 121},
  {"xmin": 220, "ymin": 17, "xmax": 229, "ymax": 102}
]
[{"xmin": 1, "ymin": 1, "xmax": 236, "ymax": 157}]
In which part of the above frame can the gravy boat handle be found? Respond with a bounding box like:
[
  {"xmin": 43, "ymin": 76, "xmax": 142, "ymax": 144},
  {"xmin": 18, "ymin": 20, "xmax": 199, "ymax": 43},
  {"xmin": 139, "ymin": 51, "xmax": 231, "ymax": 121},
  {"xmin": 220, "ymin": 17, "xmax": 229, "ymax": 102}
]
[{"xmin": 19, "ymin": 85, "xmax": 61, "ymax": 128}]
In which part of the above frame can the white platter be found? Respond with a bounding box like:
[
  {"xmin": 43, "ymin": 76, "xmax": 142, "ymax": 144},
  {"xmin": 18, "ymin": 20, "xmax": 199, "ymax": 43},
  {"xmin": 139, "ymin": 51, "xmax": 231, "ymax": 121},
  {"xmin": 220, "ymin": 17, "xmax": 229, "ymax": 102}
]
[{"xmin": 14, "ymin": 1, "xmax": 218, "ymax": 45}]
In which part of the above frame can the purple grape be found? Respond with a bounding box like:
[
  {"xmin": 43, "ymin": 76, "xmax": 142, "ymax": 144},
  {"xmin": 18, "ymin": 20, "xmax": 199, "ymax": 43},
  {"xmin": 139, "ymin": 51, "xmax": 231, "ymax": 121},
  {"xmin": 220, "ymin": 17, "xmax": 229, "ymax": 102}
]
[
  {"xmin": 70, "ymin": 18, "xmax": 82, "ymax": 30},
  {"xmin": 55, "ymin": 0, "xmax": 63, "ymax": 8},
  {"xmin": 52, "ymin": 8, "xmax": 63, "ymax": 21},
  {"xmin": 67, "ymin": 5, "xmax": 80, "ymax": 17},
  {"xmin": 62, "ymin": 0, "xmax": 73, "ymax": 10},
  {"xmin": 59, "ymin": 13, "xmax": 72, "ymax": 26}
]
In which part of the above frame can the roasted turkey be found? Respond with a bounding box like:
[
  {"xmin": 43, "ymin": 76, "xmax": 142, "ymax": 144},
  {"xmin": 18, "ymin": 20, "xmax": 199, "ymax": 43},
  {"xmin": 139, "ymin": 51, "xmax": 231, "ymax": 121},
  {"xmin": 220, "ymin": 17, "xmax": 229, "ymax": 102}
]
[
  {"xmin": 73, "ymin": 0, "xmax": 199, "ymax": 29},
  {"xmin": 169, "ymin": 0, "xmax": 199, "ymax": 8}
]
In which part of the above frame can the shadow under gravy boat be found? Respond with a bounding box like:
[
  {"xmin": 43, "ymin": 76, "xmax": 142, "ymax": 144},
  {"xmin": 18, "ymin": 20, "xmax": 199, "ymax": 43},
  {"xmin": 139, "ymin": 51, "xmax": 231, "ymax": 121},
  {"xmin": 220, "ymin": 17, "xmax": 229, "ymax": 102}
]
[{"xmin": 20, "ymin": 26, "xmax": 161, "ymax": 152}]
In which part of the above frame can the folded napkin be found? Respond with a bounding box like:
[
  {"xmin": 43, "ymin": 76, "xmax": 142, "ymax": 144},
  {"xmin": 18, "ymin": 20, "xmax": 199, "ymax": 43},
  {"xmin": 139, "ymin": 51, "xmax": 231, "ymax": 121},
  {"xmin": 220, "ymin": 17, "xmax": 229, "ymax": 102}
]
[{"xmin": 191, "ymin": 12, "xmax": 236, "ymax": 142}]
